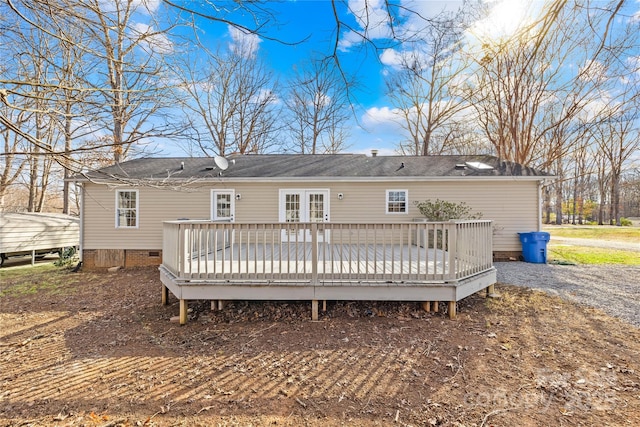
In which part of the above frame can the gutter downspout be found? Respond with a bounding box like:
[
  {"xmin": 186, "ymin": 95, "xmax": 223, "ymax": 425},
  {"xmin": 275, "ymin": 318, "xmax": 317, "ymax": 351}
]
[
  {"xmin": 79, "ymin": 183, "xmax": 84, "ymax": 263},
  {"xmin": 538, "ymin": 180, "xmax": 543, "ymax": 232}
]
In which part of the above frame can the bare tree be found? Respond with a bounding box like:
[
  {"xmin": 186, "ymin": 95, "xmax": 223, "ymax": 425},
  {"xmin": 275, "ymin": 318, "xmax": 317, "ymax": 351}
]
[
  {"xmin": 463, "ymin": 0, "xmax": 633, "ymax": 169},
  {"xmin": 385, "ymin": 10, "xmax": 471, "ymax": 155},
  {"xmin": 284, "ymin": 59, "xmax": 350, "ymax": 154},
  {"xmin": 0, "ymin": 107, "xmax": 28, "ymax": 211},
  {"xmin": 593, "ymin": 108, "xmax": 640, "ymax": 225},
  {"xmin": 177, "ymin": 44, "xmax": 280, "ymax": 156},
  {"xmin": 2, "ymin": 0, "xmax": 183, "ymax": 163}
]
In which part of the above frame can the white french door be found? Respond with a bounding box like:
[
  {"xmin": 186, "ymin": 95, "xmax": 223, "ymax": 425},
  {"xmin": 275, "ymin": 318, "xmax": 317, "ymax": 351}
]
[{"xmin": 279, "ymin": 189, "xmax": 330, "ymax": 242}]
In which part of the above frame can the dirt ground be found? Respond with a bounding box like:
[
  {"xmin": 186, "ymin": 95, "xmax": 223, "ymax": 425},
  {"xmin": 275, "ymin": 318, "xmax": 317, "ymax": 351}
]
[{"xmin": 1, "ymin": 265, "xmax": 639, "ymax": 427}]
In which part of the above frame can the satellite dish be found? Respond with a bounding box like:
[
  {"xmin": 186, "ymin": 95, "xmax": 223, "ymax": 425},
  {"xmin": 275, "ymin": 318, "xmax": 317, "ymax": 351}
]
[{"xmin": 214, "ymin": 155, "xmax": 229, "ymax": 171}]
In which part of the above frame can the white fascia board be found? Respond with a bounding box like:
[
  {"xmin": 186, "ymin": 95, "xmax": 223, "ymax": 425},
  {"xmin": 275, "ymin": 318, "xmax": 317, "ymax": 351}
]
[
  {"xmin": 194, "ymin": 176, "xmax": 555, "ymax": 183},
  {"xmin": 77, "ymin": 175, "xmax": 557, "ymax": 185}
]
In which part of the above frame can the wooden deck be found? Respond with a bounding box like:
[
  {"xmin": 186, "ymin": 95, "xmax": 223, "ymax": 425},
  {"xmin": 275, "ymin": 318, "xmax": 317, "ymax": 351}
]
[{"xmin": 160, "ymin": 221, "xmax": 497, "ymax": 324}]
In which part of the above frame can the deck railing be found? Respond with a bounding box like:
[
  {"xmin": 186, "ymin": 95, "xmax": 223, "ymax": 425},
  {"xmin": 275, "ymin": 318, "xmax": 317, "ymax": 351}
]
[{"xmin": 161, "ymin": 220, "xmax": 493, "ymax": 284}]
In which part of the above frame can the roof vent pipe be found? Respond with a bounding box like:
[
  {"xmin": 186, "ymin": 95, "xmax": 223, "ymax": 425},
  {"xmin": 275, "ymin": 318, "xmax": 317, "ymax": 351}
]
[{"xmin": 371, "ymin": 149, "xmax": 378, "ymax": 157}]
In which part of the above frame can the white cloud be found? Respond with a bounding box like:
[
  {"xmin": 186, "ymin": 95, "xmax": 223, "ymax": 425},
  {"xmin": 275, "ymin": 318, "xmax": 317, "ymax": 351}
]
[
  {"xmin": 338, "ymin": 0, "xmax": 392, "ymax": 51},
  {"xmin": 362, "ymin": 106, "xmax": 403, "ymax": 129},
  {"xmin": 579, "ymin": 59, "xmax": 608, "ymax": 84},
  {"xmin": 626, "ymin": 56, "xmax": 640, "ymax": 75},
  {"xmin": 348, "ymin": 0, "xmax": 393, "ymax": 36},
  {"xmin": 138, "ymin": 0, "xmax": 161, "ymax": 13},
  {"xmin": 99, "ymin": 0, "xmax": 160, "ymax": 14},
  {"xmin": 402, "ymin": 0, "xmax": 463, "ymax": 18},
  {"xmin": 339, "ymin": 0, "xmax": 465, "ymax": 52},
  {"xmin": 379, "ymin": 48, "xmax": 431, "ymax": 71},
  {"xmin": 228, "ymin": 25, "xmax": 262, "ymax": 58},
  {"xmin": 469, "ymin": 0, "xmax": 539, "ymax": 43},
  {"xmin": 132, "ymin": 23, "xmax": 173, "ymax": 54},
  {"xmin": 577, "ymin": 94, "xmax": 616, "ymax": 123},
  {"xmin": 251, "ymin": 88, "xmax": 280, "ymax": 106},
  {"xmin": 379, "ymin": 49, "xmax": 403, "ymax": 68},
  {"xmin": 338, "ymin": 30, "xmax": 366, "ymax": 52},
  {"xmin": 633, "ymin": 1, "xmax": 640, "ymax": 22}
]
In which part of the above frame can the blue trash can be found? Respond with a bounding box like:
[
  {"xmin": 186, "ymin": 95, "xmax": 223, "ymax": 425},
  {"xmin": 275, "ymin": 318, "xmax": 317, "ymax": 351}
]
[{"xmin": 518, "ymin": 232, "xmax": 550, "ymax": 263}]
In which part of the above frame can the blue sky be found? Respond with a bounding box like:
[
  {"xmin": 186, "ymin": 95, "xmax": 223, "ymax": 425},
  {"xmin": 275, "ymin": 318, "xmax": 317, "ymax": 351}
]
[
  {"xmin": 151, "ymin": 0, "xmax": 640, "ymax": 157},
  {"xmin": 175, "ymin": 0, "xmax": 470, "ymax": 155}
]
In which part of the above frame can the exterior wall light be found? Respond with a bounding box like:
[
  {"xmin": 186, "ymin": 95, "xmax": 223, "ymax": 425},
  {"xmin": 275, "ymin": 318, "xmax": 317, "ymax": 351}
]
[
  {"xmin": 338, "ymin": 193, "xmax": 344, "ymax": 200},
  {"xmin": 235, "ymin": 194, "xmax": 241, "ymax": 200}
]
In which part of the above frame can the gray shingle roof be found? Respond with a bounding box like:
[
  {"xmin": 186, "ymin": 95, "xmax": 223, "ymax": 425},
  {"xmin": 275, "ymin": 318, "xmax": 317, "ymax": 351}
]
[{"xmin": 79, "ymin": 154, "xmax": 550, "ymax": 182}]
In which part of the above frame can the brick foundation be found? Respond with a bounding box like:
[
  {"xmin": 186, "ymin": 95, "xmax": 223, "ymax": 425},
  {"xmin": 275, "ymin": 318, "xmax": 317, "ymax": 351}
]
[{"xmin": 82, "ymin": 249, "xmax": 162, "ymax": 270}]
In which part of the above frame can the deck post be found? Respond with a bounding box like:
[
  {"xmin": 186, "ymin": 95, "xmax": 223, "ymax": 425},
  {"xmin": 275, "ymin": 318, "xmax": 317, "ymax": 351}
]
[
  {"xmin": 447, "ymin": 222, "xmax": 457, "ymax": 281},
  {"xmin": 161, "ymin": 284, "xmax": 169, "ymax": 305},
  {"xmin": 210, "ymin": 301, "xmax": 217, "ymax": 311},
  {"xmin": 448, "ymin": 301, "xmax": 456, "ymax": 319},
  {"xmin": 312, "ymin": 300, "xmax": 319, "ymax": 321},
  {"xmin": 311, "ymin": 223, "xmax": 318, "ymax": 285},
  {"xmin": 487, "ymin": 284, "xmax": 495, "ymax": 296},
  {"xmin": 432, "ymin": 301, "xmax": 439, "ymax": 312},
  {"xmin": 179, "ymin": 299, "xmax": 188, "ymax": 325},
  {"xmin": 218, "ymin": 300, "xmax": 225, "ymax": 310},
  {"xmin": 422, "ymin": 301, "xmax": 431, "ymax": 312},
  {"xmin": 31, "ymin": 249, "xmax": 36, "ymax": 266},
  {"xmin": 322, "ymin": 300, "xmax": 327, "ymax": 312}
]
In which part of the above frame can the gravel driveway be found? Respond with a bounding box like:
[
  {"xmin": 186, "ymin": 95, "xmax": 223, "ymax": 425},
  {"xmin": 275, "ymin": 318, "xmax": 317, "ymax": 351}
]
[{"xmin": 495, "ymin": 262, "xmax": 640, "ymax": 327}]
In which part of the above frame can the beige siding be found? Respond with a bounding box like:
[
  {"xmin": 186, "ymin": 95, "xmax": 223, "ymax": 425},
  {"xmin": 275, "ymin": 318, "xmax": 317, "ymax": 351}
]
[
  {"xmin": 83, "ymin": 179, "xmax": 540, "ymax": 252},
  {"xmin": 0, "ymin": 213, "xmax": 79, "ymax": 253},
  {"xmin": 83, "ymin": 184, "xmax": 211, "ymax": 249}
]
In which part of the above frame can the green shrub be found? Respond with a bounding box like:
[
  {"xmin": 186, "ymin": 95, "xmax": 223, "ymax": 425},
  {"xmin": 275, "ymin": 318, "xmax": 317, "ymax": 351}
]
[
  {"xmin": 54, "ymin": 246, "xmax": 78, "ymax": 268},
  {"xmin": 620, "ymin": 218, "xmax": 632, "ymax": 226},
  {"xmin": 413, "ymin": 199, "xmax": 482, "ymax": 221}
]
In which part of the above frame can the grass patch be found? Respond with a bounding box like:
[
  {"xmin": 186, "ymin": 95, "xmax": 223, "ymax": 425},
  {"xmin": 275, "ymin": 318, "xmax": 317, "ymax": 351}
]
[
  {"xmin": 0, "ymin": 264, "xmax": 80, "ymax": 298},
  {"xmin": 544, "ymin": 225, "xmax": 640, "ymax": 243},
  {"xmin": 548, "ymin": 244, "xmax": 640, "ymax": 265}
]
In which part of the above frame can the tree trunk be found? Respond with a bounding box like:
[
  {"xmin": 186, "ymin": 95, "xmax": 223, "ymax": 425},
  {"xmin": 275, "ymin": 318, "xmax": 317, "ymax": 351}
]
[
  {"xmin": 63, "ymin": 100, "xmax": 73, "ymax": 214},
  {"xmin": 544, "ymin": 186, "xmax": 552, "ymax": 224},
  {"xmin": 555, "ymin": 181, "xmax": 563, "ymax": 225}
]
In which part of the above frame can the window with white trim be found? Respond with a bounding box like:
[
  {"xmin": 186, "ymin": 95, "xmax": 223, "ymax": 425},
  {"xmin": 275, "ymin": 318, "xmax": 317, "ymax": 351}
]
[
  {"xmin": 386, "ymin": 190, "xmax": 408, "ymax": 214},
  {"xmin": 212, "ymin": 190, "xmax": 235, "ymax": 221},
  {"xmin": 116, "ymin": 190, "xmax": 138, "ymax": 228}
]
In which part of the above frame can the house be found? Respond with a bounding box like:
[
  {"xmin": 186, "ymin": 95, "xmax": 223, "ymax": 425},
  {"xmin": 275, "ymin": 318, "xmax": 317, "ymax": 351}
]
[
  {"xmin": 73, "ymin": 154, "xmax": 551, "ymax": 322},
  {"xmin": 74, "ymin": 153, "xmax": 550, "ymax": 268},
  {"xmin": 0, "ymin": 212, "xmax": 79, "ymax": 266}
]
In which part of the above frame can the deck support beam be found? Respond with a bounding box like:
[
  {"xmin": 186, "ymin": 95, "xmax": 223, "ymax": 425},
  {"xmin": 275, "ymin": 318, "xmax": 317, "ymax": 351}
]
[
  {"xmin": 448, "ymin": 301, "xmax": 456, "ymax": 319},
  {"xmin": 179, "ymin": 299, "xmax": 188, "ymax": 325},
  {"xmin": 312, "ymin": 300, "xmax": 319, "ymax": 321},
  {"xmin": 210, "ymin": 300, "xmax": 226, "ymax": 311},
  {"xmin": 421, "ymin": 301, "xmax": 441, "ymax": 313},
  {"xmin": 161, "ymin": 284, "xmax": 169, "ymax": 305}
]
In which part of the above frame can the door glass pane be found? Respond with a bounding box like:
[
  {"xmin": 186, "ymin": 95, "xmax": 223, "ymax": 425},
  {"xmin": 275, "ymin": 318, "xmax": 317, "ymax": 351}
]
[
  {"xmin": 285, "ymin": 194, "xmax": 300, "ymax": 222},
  {"xmin": 216, "ymin": 193, "xmax": 232, "ymax": 218},
  {"xmin": 308, "ymin": 194, "xmax": 324, "ymax": 222}
]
